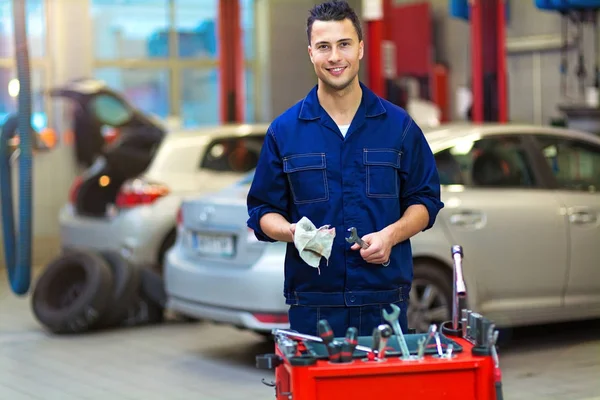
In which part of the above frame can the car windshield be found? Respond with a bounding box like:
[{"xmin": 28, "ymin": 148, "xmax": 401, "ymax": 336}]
[{"xmin": 200, "ymin": 134, "xmax": 265, "ymax": 173}]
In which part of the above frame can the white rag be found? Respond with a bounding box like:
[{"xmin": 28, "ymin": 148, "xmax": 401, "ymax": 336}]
[{"xmin": 293, "ymin": 216, "xmax": 336, "ymax": 274}]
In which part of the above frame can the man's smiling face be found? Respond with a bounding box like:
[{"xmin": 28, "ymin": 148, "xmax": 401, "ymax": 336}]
[{"xmin": 308, "ymin": 18, "xmax": 364, "ymax": 92}]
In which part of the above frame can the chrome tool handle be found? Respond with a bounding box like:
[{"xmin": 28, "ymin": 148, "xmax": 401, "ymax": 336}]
[{"xmin": 451, "ymin": 245, "xmax": 468, "ymax": 331}]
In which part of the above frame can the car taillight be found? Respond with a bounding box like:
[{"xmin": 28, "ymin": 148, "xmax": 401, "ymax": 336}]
[
  {"xmin": 68, "ymin": 176, "xmax": 83, "ymax": 204},
  {"xmin": 115, "ymin": 178, "xmax": 170, "ymax": 209},
  {"xmin": 252, "ymin": 313, "xmax": 289, "ymax": 324},
  {"xmin": 176, "ymin": 206, "xmax": 183, "ymax": 227}
]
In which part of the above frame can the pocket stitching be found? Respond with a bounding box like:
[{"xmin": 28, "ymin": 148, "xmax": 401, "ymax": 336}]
[
  {"xmin": 285, "ymin": 153, "xmax": 329, "ymax": 204},
  {"xmin": 363, "ymin": 149, "xmax": 401, "ymax": 198}
]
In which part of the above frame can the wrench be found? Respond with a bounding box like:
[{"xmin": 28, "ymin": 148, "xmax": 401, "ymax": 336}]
[
  {"xmin": 382, "ymin": 304, "xmax": 412, "ymax": 360},
  {"xmin": 345, "ymin": 227, "xmax": 390, "ymax": 267},
  {"xmin": 417, "ymin": 324, "xmax": 437, "ymax": 359}
]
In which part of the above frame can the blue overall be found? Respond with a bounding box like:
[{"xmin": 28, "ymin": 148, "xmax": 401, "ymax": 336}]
[{"xmin": 247, "ymin": 83, "xmax": 444, "ymax": 338}]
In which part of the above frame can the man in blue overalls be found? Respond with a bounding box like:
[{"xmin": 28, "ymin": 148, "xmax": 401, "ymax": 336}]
[{"xmin": 247, "ymin": 0, "xmax": 444, "ymax": 337}]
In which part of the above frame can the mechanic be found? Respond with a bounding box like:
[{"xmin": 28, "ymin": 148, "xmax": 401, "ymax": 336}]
[{"xmin": 247, "ymin": 0, "xmax": 444, "ymax": 337}]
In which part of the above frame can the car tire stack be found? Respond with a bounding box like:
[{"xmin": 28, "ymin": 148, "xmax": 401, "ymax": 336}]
[{"xmin": 31, "ymin": 249, "xmax": 167, "ymax": 334}]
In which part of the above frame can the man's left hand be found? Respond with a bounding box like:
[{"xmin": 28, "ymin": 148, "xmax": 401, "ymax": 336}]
[{"xmin": 350, "ymin": 231, "xmax": 393, "ymax": 265}]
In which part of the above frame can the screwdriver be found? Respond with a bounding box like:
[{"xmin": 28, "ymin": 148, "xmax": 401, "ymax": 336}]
[
  {"xmin": 318, "ymin": 320, "xmax": 339, "ymax": 361},
  {"xmin": 340, "ymin": 327, "xmax": 358, "ymax": 363},
  {"xmin": 318, "ymin": 320, "xmax": 334, "ymax": 345},
  {"xmin": 327, "ymin": 342, "xmax": 342, "ymax": 363}
]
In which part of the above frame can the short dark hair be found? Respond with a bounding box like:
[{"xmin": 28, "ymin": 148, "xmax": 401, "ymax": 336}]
[{"xmin": 306, "ymin": 1, "xmax": 363, "ymax": 44}]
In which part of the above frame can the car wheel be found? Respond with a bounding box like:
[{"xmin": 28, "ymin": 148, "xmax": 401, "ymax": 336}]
[
  {"xmin": 408, "ymin": 261, "xmax": 452, "ymax": 333},
  {"xmin": 121, "ymin": 267, "xmax": 166, "ymax": 326},
  {"xmin": 156, "ymin": 229, "xmax": 176, "ymax": 277},
  {"xmin": 92, "ymin": 251, "xmax": 141, "ymax": 330},
  {"xmin": 31, "ymin": 250, "xmax": 113, "ymax": 334}
]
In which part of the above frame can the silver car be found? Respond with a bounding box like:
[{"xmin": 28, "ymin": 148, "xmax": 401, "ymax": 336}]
[
  {"xmin": 164, "ymin": 123, "xmax": 600, "ymax": 333},
  {"xmin": 59, "ymin": 123, "xmax": 269, "ymax": 274}
]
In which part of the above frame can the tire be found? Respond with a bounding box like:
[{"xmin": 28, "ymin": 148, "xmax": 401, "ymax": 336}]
[
  {"xmin": 121, "ymin": 267, "xmax": 166, "ymax": 326},
  {"xmin": 139, "ymin": 267, "xmax": 167, "ymax": 308},
  {"xmin": 31, "ymin": 250, "xmax": 113, "ymax": 334},
  {"xmin": 408, "ymin": 261, "xmax": 453, "ymax": 333},
  {"xmin": 93, "ymin": 251, "xmax": 141, "ymax": 330}
]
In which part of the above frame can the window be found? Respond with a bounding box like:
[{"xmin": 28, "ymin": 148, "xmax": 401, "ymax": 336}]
[
  {"xmin": 95, "ymin": 68, "xmax": 170, "ymax": 120},
  {"xmin": 201, "ymin": 134, "xmax": 265, "ymax": 173},
  {"xmin": 0, "ymin": 0, "xmax": 50, "ymax": 135},
  {"xmin": 91, "ymin": 0, "xmax": 257, "ymax": 128},
  {"xmin": 535, "ymin": 136, "xmax": 600, "ymax": 192},
  {"xmin": 435, "ymin": 135, "xmax": 536, "ymax": 188},
  {"xmin": 0, "ymin": 0, "xmax": 46, "ymax": 58}
]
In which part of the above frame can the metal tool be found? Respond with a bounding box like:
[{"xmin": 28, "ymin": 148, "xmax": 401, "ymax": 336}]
[
  {"xmin": 451, "ymin": 245, "xmax": 468, "ymax": 332},
  {"xmin": 275, "ymin": 334, "xmax": 298, "ymax": 359},
  {"xmin": 434, "ymin": 331, "xmax": 444, "ymax": 357},
  {"xmin": 345, "ymin": 227, "xmax": 368, "ymax": 248},
  {"xmin": 382, "ymin": 303, "xmax": 412, "ymax": 360},
  {"xmin": 377, "ymin": 324, "xmax": 393, "ymax": 360},
  {"xmin": 417, "ymin": 324, "xmax": 437, "ymax": 359},
  {"xmin": 461, "ymin": 309, "xmax": 470, "ymax": 338},
  {"xmin": 371, "ymin": 327, "xmax": 381, "ymax": 360},
  {"xmin": 346, "ymin": 227, "xmax": 390, "ymax": 267},
  {"xmin": 489, "ymin": 325, "xmax": 504, "ymax": 400},
  {"xmin": 272, "ymin": 329, "xmax": 372, "ymax": 353}
]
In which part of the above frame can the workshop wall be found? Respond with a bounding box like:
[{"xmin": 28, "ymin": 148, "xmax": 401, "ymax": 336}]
[
  {"xmin": 400, "ymin": 0, "xmax": 597, "ymax": 124},
  {"xmin": 264, "ymin": 0, "xmax": 364, "ymax": 120}
]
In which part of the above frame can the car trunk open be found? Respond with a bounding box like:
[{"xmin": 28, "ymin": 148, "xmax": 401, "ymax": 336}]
[{"xmin": 51, "ymin": 79, "xmax": 167, "ymax": 218}]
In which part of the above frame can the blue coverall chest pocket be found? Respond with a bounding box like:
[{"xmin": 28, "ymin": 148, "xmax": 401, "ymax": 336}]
[
  {"xmin": 283, "ymin": 153, "xmax": 329, "ymax": 204},
  {"xmin": 363, "ymin": 148, "xmax": 402, "ymax": 198}
]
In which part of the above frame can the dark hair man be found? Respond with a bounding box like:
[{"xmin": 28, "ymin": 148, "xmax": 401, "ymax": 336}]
[{"xmin": 247, "ymin": 0, "xmax": 444, "ymax": 337}]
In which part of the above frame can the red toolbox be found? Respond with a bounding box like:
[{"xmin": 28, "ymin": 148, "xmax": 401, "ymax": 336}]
[{"xmin": 256, "ymin": 246, "xmax": 504, "ymax": 400}]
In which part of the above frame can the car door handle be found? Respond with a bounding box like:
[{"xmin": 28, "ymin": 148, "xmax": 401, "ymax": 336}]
[
  {"xmin": 568, "ymin": 208, "xmax": 598, "ymax": 225},
  {"xmin": 449, "ymin": 211, "xmax": 486, "ymax": 228}
]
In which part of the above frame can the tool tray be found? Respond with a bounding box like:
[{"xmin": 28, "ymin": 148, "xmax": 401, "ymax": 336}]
[{"xmin": 303, "ymin": 333, "xmax": 463, "ymax": 359}]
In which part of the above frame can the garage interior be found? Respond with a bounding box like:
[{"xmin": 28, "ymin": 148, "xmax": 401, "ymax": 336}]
[{"xmin": 1, "ymin": 0, "xmax": 600, "ymax": 399}]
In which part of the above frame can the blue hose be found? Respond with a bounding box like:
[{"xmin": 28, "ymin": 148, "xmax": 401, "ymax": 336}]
[{"xmin": 0, "ymin": 0, "xmax": 33, "ymax": 295}]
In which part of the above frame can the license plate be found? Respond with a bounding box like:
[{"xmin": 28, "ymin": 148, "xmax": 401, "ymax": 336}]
[{"xmin": 192, "ymin": 233, "xmax": 235, "ymax": 257}]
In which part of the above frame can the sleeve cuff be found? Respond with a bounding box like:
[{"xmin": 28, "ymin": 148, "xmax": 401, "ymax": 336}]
[
  {"xmin": 403, "ymin": 196, "xmax": 445, "ymax": 231},
  {"xmin": 247, "ymin": 205, "xmax": 289, "ymax": 242}
]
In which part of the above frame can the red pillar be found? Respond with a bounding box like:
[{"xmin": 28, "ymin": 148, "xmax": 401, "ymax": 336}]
[
  {"xmin": 470, "ymin": 0, "xmax": 508, "ymax": 123},
  {"xmin": 364, "ymin": 0, "xmax": 384, "ymax": 97},
  {"xmin": 496, "ymin": 0, "xmax": 508, "ymax": 122},
  {"xmin": 218, "ymin": 0, "xmax": 244, "ymax": 123},
  {"xmin": 470, "ymin": 0, "xmax": 484, "ymax": 123}
]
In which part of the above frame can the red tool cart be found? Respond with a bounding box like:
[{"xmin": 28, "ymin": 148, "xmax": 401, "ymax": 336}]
[{"xmin": 256, "ymin": 246, "xmax": 504, "ymax": 400}]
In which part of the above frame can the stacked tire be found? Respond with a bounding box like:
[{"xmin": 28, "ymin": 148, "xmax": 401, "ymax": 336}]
[{"xmin": 31, "ymin": 249, "xmax": 166, "ymax": 334}]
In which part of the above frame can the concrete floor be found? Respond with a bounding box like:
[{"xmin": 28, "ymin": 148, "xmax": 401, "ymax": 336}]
[{"xmin": 1, "ymin": 278, "xmax": 599, "ymax": 400}]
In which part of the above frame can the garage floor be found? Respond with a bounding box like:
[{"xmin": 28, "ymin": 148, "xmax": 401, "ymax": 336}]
[{"xmin": 1, "ymin": 275, "xmax": 599, "ymax": 400}]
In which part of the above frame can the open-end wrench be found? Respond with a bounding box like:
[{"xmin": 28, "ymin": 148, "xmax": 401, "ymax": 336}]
[
  {"xmin": 382, "ymin": 304, "xmax": 412, "ymax": 360},
  {"xmin": 345, "ymin": 227, "xmax": 369, "ymax": 248},
  {"xmin": 417, "ymin": 324, "xmax": 437, "ymax": 359},
  {"xmin": 346, "ymin": 227, "xmax": 390, "ymax": 267}
]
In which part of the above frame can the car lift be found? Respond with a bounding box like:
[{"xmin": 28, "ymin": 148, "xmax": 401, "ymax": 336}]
[{"xmin": 365, "ymin": 0, "xmax": 508, "ymax": 123}]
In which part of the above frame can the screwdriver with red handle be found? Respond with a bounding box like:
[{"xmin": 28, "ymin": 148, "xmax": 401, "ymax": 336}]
[{"xmin": 340, "ymin": 327, "xmax": 358, "ymax": 363}]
